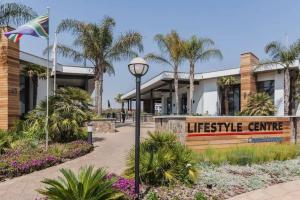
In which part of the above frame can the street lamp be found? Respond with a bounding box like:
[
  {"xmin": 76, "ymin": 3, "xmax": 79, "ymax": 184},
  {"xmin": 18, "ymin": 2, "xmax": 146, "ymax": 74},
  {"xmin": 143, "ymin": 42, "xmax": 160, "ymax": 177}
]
[{"xmin": 128, "ymin": 57, "xmax": 149, "ymax": 199}]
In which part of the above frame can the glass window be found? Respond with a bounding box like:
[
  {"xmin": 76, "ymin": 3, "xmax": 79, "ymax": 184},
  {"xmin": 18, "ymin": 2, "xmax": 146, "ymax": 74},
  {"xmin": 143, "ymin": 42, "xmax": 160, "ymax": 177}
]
[{"xmin": 257, "ymin": 80, "xmax": 275, "ymax": 101}]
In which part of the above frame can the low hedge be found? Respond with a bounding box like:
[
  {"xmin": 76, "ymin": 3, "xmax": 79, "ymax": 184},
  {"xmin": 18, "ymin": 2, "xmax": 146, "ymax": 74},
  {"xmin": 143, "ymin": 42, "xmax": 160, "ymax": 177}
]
[{"xmin": 0, "ymin": 140, "xmax": 93, "ymax": 181}]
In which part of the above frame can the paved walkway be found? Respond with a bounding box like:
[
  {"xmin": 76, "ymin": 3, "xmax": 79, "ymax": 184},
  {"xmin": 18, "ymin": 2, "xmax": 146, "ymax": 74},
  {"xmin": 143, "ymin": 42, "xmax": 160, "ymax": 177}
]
[
  {"xmin": 0, "ymin": 122, "xmax": 154, "ymax": 200},
  {"xmin": 229, "ymin": 180, "xmax": 300, "ymax": 200}
]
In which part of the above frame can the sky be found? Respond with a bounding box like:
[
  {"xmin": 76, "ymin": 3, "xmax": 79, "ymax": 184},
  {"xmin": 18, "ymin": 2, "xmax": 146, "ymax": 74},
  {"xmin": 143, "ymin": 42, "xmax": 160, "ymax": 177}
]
[{"xmin": 3, "ymin": 0, "xmax": 300, "ymax": 108}]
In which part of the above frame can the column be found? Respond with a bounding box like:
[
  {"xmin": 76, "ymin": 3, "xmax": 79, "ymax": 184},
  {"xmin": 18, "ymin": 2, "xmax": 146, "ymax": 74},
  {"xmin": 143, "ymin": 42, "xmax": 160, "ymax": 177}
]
[{"xmin": 0, "ymin": 26, "xmax": 20, "ymax": 130}]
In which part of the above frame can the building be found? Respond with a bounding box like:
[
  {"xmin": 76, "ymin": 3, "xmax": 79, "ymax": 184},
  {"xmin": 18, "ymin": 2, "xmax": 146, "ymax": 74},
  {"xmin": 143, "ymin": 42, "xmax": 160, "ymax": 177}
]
[
  {"xmin": 121, "ymin": 52, "xmax": 300, "ymax": 116},
  {"xmin": 0, "ymin": 26, "xmax": 94, "ymax": 130}
]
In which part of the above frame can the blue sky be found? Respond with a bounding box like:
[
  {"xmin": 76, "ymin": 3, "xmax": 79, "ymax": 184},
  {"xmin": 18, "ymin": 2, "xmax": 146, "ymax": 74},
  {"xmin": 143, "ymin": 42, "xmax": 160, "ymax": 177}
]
[{"xmin": 3, "ymin": 0, "xmax": 300, "ymax": 108}]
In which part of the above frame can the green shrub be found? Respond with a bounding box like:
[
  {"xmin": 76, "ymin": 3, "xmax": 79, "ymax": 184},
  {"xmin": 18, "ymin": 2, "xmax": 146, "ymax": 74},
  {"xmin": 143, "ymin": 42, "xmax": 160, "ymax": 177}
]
[
  {"xmin": 199, "ymin": 144, "xmax": 300, "ymax": 165},
  {"xmin": 10, "ymin": 138, "xmax": 38, "ymax": 151},
  {"xmin": 146, "ymin": 191, "xmax": 160, "ymax": 200},
  {"xmin": 37, "ymin": 166, "xmax": 123, "ymax": 200},
  {"xmin": 124, "ymin": 132, "xmax": 198, "ymax": 186},
  {"xmin": 22, "ymin": 87, "xmax": 93, "ymax": 142},
  {"xmin": 0, "ymin": 129, "xmax": 13, "ymax": 154},
  {"xmin": 194, "ymin": 192, "xmax": 207, "ymax": 200}
]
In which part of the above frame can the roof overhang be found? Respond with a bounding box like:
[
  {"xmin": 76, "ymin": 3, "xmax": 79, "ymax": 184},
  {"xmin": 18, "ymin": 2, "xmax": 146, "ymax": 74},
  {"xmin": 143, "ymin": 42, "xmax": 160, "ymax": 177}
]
[{"xmin": 20, "ymin": 51, "xmax": 94, "ymax": 76}]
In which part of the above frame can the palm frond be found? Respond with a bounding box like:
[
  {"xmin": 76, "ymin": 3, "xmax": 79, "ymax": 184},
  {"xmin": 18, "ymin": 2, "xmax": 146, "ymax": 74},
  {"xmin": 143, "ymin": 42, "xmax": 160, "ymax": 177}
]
[
  {"xmin": 0, "ymin": 3, "xmax": 37, "ymax": 26},
  {"xmin": 56, "ymin": 19, "xmax": 87, "ymax": 35},
  {"xmin": 108, "ymin": 31, "xmax": 143, "ymax": 61},
  {"xmin": 144, "ymin": 53, "xmax": 172, "ymax": 67},
  {"xmin": 44, "ymin": 44, "xmax": 84, "ymax": 63},
  {"xmin": 198, "ymin": 49, "xmax": 223, "ymax": 62}
]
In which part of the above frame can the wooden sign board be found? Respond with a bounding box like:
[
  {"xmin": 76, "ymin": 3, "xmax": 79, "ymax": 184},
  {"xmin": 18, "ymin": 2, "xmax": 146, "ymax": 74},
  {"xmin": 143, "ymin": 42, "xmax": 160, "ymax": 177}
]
[{"xmin": 185, "ymin": 117, "xmax": 291, "ymax": 152}]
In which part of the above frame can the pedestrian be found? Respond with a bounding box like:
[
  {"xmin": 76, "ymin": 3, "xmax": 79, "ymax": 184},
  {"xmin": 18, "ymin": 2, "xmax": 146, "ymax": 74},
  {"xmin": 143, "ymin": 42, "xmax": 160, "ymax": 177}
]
[{"xmin": 121, "ymin": 108, "xmax": 126, "ymax": 123}]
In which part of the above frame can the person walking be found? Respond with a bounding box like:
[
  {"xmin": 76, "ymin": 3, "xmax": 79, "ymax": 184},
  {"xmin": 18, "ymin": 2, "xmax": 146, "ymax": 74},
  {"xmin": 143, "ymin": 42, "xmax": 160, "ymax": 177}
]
[{"xmin": 121, "ymin": 108, "xmax": 126, "ymax": 123}]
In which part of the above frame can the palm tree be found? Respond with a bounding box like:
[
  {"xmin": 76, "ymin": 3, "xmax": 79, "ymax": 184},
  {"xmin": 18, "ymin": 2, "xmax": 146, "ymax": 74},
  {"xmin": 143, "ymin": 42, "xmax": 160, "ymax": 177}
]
[
  {"xmin": 48, "ymin": 17, "xmax": 143, "ymax": 115},
  {"xmin": 239, "ymin": 92, "xmax": 276, "ymax": 116},
  {"xmin": 217, "ymin": 76, "xmax": 238, "ymax": 115},
  {"xmin": 146, "ymin": 31, "xmax": 184, "ymax": 114},
  {"xmin": 261, "ymin": 40, "xmax": 300, "ymax": 115},
  {"xmin": 114, "ymin": 93, "xmax": 124, "ymax": 109},
  {"xmin": 38, "ymin": 166, "xmax": 123, "ymax": 200},
  {"xmin": 184, "ymin": 36, "xmax": 222, "ymax": 115},
  {"xmin": 22, "ymin": 63, "xmax": 46, "ymax": 107},
  {"xmin": 0, "ymin": 3, "xmax": 37, "ymax": 26}
]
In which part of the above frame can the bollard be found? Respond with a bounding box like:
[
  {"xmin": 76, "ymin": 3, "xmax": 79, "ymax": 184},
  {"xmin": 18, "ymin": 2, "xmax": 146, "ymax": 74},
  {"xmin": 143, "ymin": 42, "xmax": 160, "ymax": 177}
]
[{"xmin": 87, "ymin": 122, "xmax": 93, "ymax": 145}]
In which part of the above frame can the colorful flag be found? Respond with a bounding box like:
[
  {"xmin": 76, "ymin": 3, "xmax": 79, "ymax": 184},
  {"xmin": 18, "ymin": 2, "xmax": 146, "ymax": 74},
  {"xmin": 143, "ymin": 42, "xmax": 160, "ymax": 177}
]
[
  {"xmin": 4, "ymin": 15, "xmax": 49, "ymax": 42},
  {"xmin": 51, "ymin": 32, "xmax": 57, "ymax": 76}
]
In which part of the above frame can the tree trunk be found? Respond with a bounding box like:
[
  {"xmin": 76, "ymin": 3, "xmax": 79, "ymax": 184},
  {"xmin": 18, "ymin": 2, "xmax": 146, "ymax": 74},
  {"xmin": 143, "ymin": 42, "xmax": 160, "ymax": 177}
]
[
  {"xmin": 98, "ymin": 72, "xmax": 104, "ymax": 115},
  {"xmin": 94, "ymin": 79, "xmax": 100, "ymax": 114},
  {"xmin": 224, "ymin": 87, "xmax": 229, "ymax": 115},
  {"xmin": 174, "ymin": 67, "xmax": 179, "ymax": 115},
  {"xmin": 32, "ymin": 76, "xmax": 38, "ymax": 108},
  {"xmin": 284, "ymin": 68, "xmax": 291, "ymax": 116},
  {"xmin": 189, "ymin": 63, "xmax": 194, "ymax": 115}
]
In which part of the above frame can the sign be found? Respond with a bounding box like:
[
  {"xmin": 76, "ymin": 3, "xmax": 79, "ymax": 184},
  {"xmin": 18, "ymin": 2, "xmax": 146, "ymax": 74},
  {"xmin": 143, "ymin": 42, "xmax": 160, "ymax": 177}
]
[
  {"xmin": 187, "ymin": 121, "xmax": 284, "ymax": 136},
  {"xmin": 185, "ymin": 117, "xmax": 290, "ymax": 152}
]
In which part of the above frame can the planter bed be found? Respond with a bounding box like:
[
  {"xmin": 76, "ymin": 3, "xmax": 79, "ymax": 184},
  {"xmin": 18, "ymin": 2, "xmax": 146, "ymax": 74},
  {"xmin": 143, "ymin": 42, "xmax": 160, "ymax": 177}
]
[
  {"xmin": 145, "ymin": 157, "xmax": 300, "ymax": 199},
  {"xmin": 0, "ymin": 140, "xmax": 93, "ymax": 182}
]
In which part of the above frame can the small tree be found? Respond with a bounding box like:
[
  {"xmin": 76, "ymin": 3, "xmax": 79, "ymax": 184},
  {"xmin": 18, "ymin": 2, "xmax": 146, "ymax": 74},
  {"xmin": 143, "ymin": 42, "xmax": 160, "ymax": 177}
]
[
  {"xmin": 239, "ymin": 92, "xmax": 276, "ymax": 116},
  {"xmin": 217, "ymin": 76, "xmax": 238, "ymax": 115}
]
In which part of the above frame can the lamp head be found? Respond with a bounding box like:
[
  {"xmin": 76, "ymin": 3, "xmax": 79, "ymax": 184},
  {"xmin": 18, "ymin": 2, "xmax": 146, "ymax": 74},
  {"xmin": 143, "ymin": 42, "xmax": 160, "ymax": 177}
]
[{"xmin": 128, "ymin": 57, "xmax": 149, "ymax": 77}]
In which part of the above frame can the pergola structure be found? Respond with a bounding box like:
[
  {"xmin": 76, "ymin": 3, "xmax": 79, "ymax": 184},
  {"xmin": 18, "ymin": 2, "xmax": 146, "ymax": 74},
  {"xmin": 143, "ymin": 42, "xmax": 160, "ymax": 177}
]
[{"xmin": 122, "ymin": 71, "xmax": 199, "ymax": 114}]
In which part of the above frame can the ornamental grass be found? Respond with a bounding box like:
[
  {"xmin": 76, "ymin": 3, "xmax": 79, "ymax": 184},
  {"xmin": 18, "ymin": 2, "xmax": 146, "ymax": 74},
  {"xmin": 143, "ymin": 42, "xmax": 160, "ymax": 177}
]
[{"xmin": 198, "ymin": 144, "xmax": 300, "ymax": 165}]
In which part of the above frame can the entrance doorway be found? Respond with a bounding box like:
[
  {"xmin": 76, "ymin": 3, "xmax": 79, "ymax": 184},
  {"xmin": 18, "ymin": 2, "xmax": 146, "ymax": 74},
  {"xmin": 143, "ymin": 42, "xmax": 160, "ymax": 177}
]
[{"xmin": 181, "ymin": 93, "xmax": 187, "ymax": 114}]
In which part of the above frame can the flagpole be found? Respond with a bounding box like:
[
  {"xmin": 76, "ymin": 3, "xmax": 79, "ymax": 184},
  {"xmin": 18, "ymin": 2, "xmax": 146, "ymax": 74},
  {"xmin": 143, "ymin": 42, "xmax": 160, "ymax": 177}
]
[{"xmin": 45, "ymin": 7, "xmax": 50, "ymax": 151}]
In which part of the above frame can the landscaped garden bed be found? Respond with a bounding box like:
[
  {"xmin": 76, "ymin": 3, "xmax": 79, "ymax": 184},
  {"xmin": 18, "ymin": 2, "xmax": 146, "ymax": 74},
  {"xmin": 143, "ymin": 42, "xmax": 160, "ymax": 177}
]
[
  {"xmin": 0, "ymin": 140, "xmax": 93, "ymax": 182},
  {"xmin": 147, "ymin": 157, "xmax": 300, "ymax": 199}
]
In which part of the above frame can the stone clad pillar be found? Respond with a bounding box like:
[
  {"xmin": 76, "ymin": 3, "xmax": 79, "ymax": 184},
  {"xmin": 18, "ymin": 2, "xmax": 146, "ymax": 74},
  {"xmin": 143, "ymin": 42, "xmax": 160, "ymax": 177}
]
[
  {"xmin": 0, "ymin": 26, "xmax": 20, "ymax": 130},
  {"xmin": 240, "ymin": 52, "xmax": 259, "ymax": 111}
]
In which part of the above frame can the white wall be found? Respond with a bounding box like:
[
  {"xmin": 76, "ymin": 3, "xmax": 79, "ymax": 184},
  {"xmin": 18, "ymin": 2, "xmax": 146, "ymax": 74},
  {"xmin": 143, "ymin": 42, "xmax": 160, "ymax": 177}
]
[
  {"xmin": 201, "ymin": 78, "xmax": 219, "ymax": 115},
  {"xmin": 158, "ymin": 71, "xmax": 286, "ymax": 116},
  {"xmin": 37, "ymin": 78, "xmax": 54, "ymax": 105},
  {"xmin": 257, "ymin": 71, "xmax": 284, "ymax": 116}
]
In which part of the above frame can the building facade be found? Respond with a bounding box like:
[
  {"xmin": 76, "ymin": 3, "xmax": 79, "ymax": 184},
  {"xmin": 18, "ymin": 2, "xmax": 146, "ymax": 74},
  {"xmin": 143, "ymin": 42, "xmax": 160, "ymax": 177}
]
[
  {"xmin": 0, "ymin": 26, "xmax": 94, "ymax": 130},
  {"xmin": 122, "ymin": 52, "xmax": 300, "ymax": 116}
]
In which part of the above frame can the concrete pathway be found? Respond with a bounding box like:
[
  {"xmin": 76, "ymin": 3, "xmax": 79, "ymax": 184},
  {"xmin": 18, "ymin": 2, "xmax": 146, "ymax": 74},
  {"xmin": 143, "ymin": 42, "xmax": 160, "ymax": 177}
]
[
  {"xmin": 0, "ymin": 122, "xmax": 154, "ymax": 200},
  {"xmin": 229, "ymin": 180, "xmax": 300, "ymax": 200}
]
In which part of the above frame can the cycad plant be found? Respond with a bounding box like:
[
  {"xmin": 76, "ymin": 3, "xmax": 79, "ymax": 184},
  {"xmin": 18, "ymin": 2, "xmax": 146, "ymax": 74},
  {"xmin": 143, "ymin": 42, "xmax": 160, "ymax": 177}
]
[
  {"xmin": 0, "ymin": 2, "xmax": 37, "ymax": 26},
  {"xmin": 260, "ymin": 40, "xmax": 300, "ymax": 115},
  {"xmin": 239, "ymin": 92, "xmax": 276, "ymax": 116},
  {"xmin": 184, "ymin": 36, "xmax": 222, "ymax": 115},
  {"xmin": 37, "ymin": 166, "xmax": 123, "ymax": 200},
  {"xmin": 146, "ymin": 31, "xmax": 185, "ymax": 114},
  {"xmin": 22, "ymin": 63, "xmax": 46, "ymax": 107},
  {"xmin": 48, "ymin": 16, "xmax": 143, "ymax": 115},
  {"xmin": 124, "ymin": 132, "xmax": 198, "ymax": 185},
  {"xmin": 23, "ymin": 87, "xmax": 93, "ymax": 142},
  {"xmin": 217, "ymin": 76, "xmax": 238, "ymax": 115}
]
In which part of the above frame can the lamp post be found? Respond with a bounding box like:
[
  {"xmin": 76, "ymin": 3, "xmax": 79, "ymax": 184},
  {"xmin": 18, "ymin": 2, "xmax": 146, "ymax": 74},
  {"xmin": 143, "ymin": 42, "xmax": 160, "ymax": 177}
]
[{"xmin": 128, "ymin": 57, "xmax": 149, "ymax": 199}]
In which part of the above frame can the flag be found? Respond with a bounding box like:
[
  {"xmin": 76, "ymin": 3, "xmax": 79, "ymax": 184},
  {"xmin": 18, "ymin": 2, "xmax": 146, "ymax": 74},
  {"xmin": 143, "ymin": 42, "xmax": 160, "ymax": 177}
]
[
  {"xmin": 51, "ymin": 32, "xmax": 57, "ymax": 76},
  {"xmin": 4, "ymin": 15, "xmax": 49, "ymax": 42}
]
